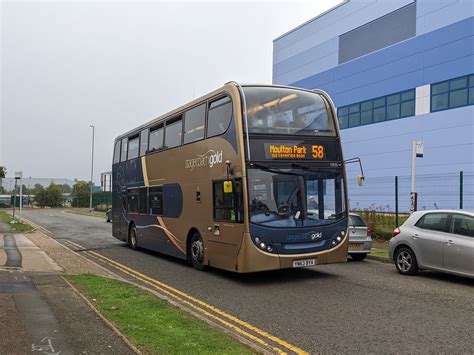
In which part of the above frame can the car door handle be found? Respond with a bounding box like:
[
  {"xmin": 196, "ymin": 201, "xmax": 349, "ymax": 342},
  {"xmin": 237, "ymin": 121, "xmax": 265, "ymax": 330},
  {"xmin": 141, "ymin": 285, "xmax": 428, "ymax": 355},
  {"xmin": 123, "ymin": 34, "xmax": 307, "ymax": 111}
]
[
  {"xmin": 445, "ymin": 240, "xmax": 454, "ymax": 246},
  {"xmin": 411, "ymin": 234, "xmax": 418, "ymax": 239}
]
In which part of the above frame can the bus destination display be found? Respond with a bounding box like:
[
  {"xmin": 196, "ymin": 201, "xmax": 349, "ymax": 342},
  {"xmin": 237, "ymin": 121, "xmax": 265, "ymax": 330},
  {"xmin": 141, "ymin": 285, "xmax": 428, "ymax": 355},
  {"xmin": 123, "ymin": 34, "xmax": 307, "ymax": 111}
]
[{"xmin": 264, "ymin": 143, "xmax": 325, "ymax": 160}]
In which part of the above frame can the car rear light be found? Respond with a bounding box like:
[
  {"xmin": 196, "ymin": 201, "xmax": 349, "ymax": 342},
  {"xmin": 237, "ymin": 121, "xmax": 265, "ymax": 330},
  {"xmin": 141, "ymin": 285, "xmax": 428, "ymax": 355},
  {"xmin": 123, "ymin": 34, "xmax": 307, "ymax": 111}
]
[
  {"xmin": 392, "ymin": 227, "xmax": 401, "ymax": 238},
  {"xmin": 367, "ymin": 228, "xmax": 372, "ymax": 237}
]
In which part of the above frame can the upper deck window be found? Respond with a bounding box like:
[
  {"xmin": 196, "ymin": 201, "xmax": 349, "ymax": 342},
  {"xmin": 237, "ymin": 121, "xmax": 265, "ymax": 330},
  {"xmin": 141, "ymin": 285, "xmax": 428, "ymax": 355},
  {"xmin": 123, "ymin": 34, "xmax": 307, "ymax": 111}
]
[
  {"xmin": 243, "ymin": 87, "xmax": 335, "ymax": 137},
  {"xmin": 120, "ymin": 138, "xmax": 128, "ymax": 162},
  {"xmin": 149, "ymin": 124, "xmax": 164, "ymax": 152},
  {"xmin": 128, "ymin": 135, "xmax": 139, "ymax": 160},
  {"xmin": 140, "ymin": 129, "xmax": 149, "ymax": 156},
  {"xmin": 165, "ymin": 117, "xmax": 183, "ymax": 149},
  {"xmin": 184, "ymin": 104, "xmax": 205, "ymax": 144},
  {"xmin": 207, "ymin": 96, "xmax": 233, "ymax": 138},
  {"xmin": 113, "ymin": 140, "xmax": 121, "ymax": 164}
]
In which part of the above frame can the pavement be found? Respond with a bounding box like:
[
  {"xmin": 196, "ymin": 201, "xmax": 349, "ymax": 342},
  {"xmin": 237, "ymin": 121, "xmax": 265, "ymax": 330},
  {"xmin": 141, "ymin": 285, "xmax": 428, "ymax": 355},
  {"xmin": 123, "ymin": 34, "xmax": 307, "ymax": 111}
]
[
  {"xmin": 0, "ymin": 219, "xmax": 134, "ymax": 355},
  {"xmin": 19, "ymin": 209, "xmax": 474, "ymax": 354}
]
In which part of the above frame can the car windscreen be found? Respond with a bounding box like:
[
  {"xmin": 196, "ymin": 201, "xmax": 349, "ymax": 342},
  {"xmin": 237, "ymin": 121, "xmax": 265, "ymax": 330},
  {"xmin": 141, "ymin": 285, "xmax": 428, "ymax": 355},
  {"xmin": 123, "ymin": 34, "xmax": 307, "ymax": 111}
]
[{"xmin": 349, "ymin": 215, "xmax": 366, "ymax": 227}]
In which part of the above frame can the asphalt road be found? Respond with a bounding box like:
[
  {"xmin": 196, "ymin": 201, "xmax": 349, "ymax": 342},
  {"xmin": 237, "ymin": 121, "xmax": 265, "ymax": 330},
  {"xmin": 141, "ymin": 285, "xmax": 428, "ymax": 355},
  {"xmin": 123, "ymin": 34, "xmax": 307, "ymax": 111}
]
[{"xmin": 22, "ymin": 209, "xmax": 474, "ymax": 354}]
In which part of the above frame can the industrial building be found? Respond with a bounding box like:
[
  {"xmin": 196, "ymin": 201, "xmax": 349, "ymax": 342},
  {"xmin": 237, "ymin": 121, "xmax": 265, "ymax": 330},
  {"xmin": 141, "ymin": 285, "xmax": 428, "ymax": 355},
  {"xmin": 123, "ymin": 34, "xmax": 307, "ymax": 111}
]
[{"xmin": 273, "ymin": 0, "xmax": 473, "ymax": 211}]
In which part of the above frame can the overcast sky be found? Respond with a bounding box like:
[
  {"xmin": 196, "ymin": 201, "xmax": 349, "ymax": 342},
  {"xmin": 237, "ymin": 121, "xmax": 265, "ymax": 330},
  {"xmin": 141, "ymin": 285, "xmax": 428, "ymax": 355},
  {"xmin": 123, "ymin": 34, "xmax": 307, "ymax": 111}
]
[{"xmin": 1, "ymin": 0, "xmax": 340, "ymax": 183}]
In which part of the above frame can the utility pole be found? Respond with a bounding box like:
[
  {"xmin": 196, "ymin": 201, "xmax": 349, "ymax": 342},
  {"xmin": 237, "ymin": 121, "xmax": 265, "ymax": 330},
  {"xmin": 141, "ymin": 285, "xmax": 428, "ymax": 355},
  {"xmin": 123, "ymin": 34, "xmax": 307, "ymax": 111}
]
[
  {"xmin": 410, "ymin": 140, "xmax": 424, "ymax": 214},
  {"xmin": 89, "ymin": 125, "xmax": 95, "ymax": 212},
  {"xmin": 16, "ymin": 172, "xmax": 23, "ymax": 223}
]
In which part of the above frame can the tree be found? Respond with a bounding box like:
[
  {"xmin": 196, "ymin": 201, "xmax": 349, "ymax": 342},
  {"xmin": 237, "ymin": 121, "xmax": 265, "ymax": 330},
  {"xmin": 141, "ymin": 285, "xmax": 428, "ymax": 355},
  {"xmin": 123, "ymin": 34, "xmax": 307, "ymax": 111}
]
[
  {"xmin": 0, "ymin": 166, "xmax": 6, "ymax": 178},
  {"xmin": 61, "ymin": 183, "xmax": 72, "ymax": 194},
  {"xmin": 34, "ymin": 185, "xmax": 47, "ymax": 207},
  {"xmin": 46, "ymin": 184, "xmax": 63, "ymax": 207},
  {"xmin": 71, "ymin": 180, "xmax": 90, "ymax": 207}
]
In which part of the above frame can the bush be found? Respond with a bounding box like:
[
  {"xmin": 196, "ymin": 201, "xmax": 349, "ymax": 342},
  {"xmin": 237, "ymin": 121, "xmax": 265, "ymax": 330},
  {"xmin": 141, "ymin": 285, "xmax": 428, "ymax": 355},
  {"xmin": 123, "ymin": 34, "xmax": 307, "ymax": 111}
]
[
  {"xmin": 352, "ymin": 205, "xmax": 409, "ymax": 241},
  {"xmin": 94, "ymin": 204, "xmax": 111, "ymax": 212}
]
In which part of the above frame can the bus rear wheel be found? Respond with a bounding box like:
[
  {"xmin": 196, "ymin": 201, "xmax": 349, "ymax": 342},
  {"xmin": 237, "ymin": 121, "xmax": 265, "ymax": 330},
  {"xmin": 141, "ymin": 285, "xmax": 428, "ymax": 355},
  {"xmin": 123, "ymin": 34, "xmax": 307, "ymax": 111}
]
[
  {"xmin": 190, "ymin": 234, "xmax": 205, "ymax": 271},
  {"xmin": 128, "ymin": 225, "xmax": 138, "ymax": 250}
]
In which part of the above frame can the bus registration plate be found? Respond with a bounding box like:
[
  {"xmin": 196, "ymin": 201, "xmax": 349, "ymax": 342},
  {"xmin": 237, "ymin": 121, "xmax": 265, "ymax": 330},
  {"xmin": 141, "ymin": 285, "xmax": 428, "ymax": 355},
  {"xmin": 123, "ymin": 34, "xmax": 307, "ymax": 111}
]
[{"xmin": 293, "ymin": 259, "xmax": 316, "ymax": 268}]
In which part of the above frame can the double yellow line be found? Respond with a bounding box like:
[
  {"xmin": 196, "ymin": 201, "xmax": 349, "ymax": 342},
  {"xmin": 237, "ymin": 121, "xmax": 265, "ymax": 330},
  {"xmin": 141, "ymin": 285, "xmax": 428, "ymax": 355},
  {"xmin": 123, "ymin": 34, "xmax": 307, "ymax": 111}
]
[
  {"xmin": 26, "ymin": 218, "xmax": 308, "ymax": 353},
  {"xmin": 56, "ymin": 238, "xmax": 308, "ymax": 355}
]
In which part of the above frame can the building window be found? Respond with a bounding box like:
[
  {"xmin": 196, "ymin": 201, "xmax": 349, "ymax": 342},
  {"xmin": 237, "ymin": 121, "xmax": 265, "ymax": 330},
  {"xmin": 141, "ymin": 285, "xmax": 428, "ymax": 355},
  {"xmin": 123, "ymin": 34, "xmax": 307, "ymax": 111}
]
[
  {"xmin": 337, "ymin": 89, "xmax": 415, "ymax": 130},
  {"xmin": 431, "ymin": 74, "xmax": 474, "ymax": 112}
]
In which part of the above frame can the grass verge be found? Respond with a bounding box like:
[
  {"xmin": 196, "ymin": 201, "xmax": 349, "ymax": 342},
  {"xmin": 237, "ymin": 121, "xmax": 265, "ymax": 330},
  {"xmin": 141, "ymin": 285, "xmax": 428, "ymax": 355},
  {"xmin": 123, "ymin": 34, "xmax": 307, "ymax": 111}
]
[
  {"xmin": 370, "ymin": 249, "xmax": 389, "ymax": 258},
  {"xmin": 67, "ymin": 274, "xmax": 253, "ymax": 354},
  {"xmin": 64, "ymin": 208, "xmax": 106, "ymax": 219},
  {"xmin": 0, "ymin": 211, "xmax": 34, "ymax": 233}
]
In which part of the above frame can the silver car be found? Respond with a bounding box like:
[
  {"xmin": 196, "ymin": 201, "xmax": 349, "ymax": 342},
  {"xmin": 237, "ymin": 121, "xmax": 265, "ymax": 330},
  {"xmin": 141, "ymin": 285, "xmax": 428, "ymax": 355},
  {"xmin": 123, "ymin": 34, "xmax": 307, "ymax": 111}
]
[
  {"xmin": 348, "ymin": 213, "xmax": 372, "ymax": 261},
  {"xmin": 389, "ymin": 210, "xmax": 474, "ymax": 278}
]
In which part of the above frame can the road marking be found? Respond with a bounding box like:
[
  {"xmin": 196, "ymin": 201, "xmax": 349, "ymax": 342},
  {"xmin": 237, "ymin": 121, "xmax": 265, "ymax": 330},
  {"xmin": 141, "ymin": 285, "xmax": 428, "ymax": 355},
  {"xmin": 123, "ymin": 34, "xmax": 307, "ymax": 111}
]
[
  {"xmin": 22, "ymin": 218, "xmax": 308, "ymax": 355},
  {"xmin": 63, "ymin": 240, "xmax": 296, "ymax": 354},
  {"xmin": 65, "ymin": 239, "xmax": 308, "ymax": 355}
]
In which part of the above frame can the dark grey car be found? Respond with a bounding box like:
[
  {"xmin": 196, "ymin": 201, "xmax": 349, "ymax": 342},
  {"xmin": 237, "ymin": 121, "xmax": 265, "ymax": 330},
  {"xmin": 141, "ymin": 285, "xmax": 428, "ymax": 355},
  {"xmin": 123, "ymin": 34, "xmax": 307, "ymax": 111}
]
[{"xmin": 389, "ymin": 210, "xmax": 474, "ymax": 278}]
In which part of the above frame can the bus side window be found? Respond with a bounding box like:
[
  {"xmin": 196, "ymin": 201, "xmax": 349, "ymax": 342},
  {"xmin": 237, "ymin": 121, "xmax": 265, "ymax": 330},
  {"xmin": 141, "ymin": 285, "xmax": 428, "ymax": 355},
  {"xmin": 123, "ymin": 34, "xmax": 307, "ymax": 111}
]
[
  {"xmin": 120, "ymin": 138, "xmax": 128, "ymax": 162},
  {"xmin": 113, "ymin": 141, "xmax": 121, "ymax": 164},
  {"xmin": 139, "ymin": 187, "xmax": 148, "ymax": 214},
  {"xmin": 213, "ymin": 179, "xmax": 242, "ymax": 222},
  {"xmin": 127, "ymin": 188, "xmax": 139, "ymax": 214},
  {"xmin": 207, "ymin": 96, "xmax": 233, "ymax": 138},
  {"xmin": 149, "ymin": 186, "xmax": 163, "ymax": 215}
]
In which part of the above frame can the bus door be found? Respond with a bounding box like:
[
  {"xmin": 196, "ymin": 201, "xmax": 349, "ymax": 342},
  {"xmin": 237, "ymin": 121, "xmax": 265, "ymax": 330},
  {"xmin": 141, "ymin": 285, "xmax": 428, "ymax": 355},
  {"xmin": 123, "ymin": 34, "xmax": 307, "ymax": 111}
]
[{"xmin": 207, "ymin": 179, "xmax": 244, "ymax": 270}]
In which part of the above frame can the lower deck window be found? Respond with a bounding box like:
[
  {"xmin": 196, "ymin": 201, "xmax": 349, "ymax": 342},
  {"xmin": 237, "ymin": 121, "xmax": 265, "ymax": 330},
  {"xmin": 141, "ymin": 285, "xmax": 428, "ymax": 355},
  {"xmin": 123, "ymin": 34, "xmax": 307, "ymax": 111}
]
[
  {"xmin": 149, "ymin": 186, "xmax": 163, "ymax": 215},
  {"xmin": 127, "ymin": 189, "xmax": 139, "ymax": 213}
]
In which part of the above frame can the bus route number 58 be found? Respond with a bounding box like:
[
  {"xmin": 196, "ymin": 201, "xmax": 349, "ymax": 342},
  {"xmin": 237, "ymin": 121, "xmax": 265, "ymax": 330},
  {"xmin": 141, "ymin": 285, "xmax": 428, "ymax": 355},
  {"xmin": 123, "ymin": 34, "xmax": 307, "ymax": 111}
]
[{"xmin": 312, "ymin": 145, "xmax": 324, "ymax": 159}]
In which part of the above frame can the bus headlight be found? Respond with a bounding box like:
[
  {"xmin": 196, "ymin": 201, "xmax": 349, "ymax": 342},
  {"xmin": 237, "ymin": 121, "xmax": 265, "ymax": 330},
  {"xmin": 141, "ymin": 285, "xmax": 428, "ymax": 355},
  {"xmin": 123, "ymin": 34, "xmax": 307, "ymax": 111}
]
[
  {"xmin": 254, "ymin": 237, "xmax": 260, "ymax": 243},
  {"xmin": 259, "ymin": 242, "xmax": 267, "ymax": 249},
  {"xmin": 336, "ymin": 235, "xmax": 342, "ymax": 242}
]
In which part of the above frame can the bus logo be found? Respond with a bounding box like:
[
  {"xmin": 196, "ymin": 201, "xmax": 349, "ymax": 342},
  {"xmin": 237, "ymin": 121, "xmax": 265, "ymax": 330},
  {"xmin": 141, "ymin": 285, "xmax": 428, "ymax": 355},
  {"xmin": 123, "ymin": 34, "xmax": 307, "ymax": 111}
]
[
  {"xmin": 311, "ymin": 232, "xmax": 322, "ymax": 240},
  {"xmin": 185, "ymin": 150, "xmax": 223, "ymax": 171}
]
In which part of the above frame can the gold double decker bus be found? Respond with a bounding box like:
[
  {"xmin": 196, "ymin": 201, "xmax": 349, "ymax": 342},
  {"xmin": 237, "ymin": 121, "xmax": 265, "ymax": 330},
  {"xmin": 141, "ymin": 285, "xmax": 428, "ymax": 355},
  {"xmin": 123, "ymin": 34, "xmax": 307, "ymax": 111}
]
[{"xmin": 111, "ymin": 83, "xmax": 348, "ymax": 272}]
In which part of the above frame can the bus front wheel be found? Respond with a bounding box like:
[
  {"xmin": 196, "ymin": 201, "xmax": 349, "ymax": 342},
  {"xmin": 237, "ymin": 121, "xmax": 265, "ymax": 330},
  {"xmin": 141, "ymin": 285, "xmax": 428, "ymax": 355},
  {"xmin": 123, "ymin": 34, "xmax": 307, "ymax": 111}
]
[{"xmin": 190, "ymin": 234, "xmax": 206, "ymax": 271}]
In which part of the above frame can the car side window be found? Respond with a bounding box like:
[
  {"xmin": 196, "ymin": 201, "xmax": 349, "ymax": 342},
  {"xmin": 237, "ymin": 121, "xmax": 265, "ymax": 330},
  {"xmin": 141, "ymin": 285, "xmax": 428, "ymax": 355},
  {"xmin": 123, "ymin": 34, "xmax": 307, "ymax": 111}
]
[
  {"xmin": 451, "ymin": 214, "xmax": 474, "ymax": 237},
  {"xmin": 416, "ymin": 213, "xmax": 448, "ymax": 232}
]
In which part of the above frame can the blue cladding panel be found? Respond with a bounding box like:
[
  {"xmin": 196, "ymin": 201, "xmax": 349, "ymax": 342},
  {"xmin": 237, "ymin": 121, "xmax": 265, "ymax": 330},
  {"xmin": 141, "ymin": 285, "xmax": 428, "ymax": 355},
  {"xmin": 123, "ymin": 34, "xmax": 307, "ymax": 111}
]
[
  {"xmin": 285, "ymin": 17, "xmax": 474, "ymax": 108},
  {"xmin": 342, "ymin": 106, "xmax": 474, "ymax": 210}
]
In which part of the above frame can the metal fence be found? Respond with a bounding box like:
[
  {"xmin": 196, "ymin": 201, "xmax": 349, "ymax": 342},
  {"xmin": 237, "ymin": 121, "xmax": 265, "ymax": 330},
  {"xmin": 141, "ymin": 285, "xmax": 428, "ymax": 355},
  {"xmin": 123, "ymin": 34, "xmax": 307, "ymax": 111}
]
[{"xmin": 348, "ymin": 171, "xmax": 473, "ymax": 212}]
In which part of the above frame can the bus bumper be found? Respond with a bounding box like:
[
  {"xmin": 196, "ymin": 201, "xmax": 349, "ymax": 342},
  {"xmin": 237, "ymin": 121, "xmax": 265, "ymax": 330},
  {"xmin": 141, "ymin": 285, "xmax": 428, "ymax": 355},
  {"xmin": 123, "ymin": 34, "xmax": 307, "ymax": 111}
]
[{"xmin": 236, "ymin": 233, "xmax": 348, "ymax": 273}]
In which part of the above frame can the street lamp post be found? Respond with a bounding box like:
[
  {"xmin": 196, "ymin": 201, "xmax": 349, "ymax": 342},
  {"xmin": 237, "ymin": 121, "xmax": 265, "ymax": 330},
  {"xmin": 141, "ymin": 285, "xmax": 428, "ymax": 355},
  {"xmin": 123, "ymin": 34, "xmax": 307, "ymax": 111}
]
[{"xmin": 89, "ymin": 125, "xmax": 95, "ymax": 212}]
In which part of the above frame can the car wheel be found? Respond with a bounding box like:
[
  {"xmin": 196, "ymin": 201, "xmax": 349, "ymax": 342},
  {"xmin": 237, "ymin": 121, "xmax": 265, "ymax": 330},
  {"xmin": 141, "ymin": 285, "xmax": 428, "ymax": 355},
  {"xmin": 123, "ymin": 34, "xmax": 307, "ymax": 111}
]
[
  {"xmin": 350, "ymin": 253, "xmax": 367, "ymax": 261},
  {"xmin": 128, "ymin": 225, "xmax": 138, "ymax": 250},
  {"xmin": 395, "ymin": 247, "xmax": 418, "ymax": 276},
  {"xmin": 190, "ymin": 233, "xmax": 206, "ymax": 271}
]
